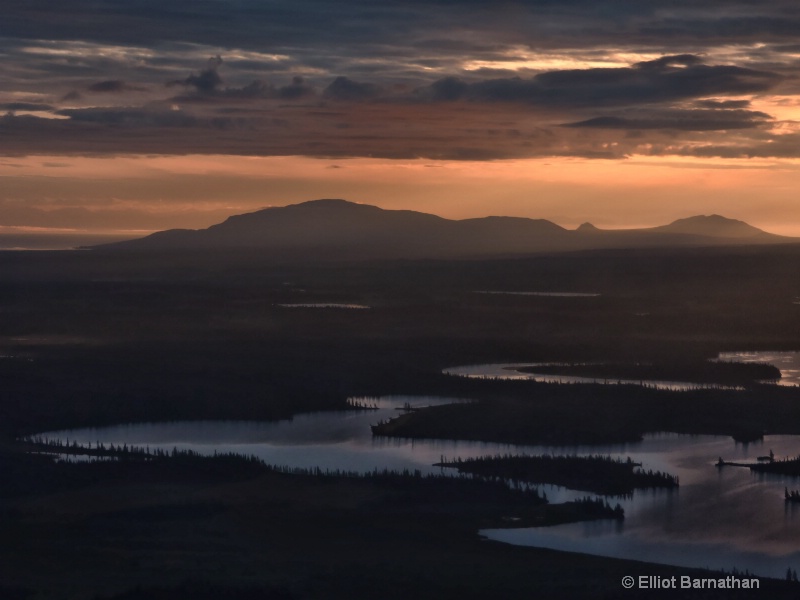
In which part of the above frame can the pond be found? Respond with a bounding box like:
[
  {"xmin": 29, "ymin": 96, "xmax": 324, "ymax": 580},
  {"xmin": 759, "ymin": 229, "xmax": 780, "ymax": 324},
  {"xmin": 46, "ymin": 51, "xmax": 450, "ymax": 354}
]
[
  {"xmin": 36, "ymin": 351, "xmax": 800, "ymax": 578},
  {"xmin": 276, "ymin": 303, "xmax": 370, "ymax": 309},
  {"xmin": 474, "ymin": 291, "xmax": 601, "ymax": 297}
]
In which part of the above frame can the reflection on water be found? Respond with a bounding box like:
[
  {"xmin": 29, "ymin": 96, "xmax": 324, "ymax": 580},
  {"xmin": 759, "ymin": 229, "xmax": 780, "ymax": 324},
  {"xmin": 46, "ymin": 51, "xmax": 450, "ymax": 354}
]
[
  {"xmin": 453, "ymin": 351, "xmax": 800, "ymax": 578},
  {"xmin": 38, "ymin": 349, "xmax": 800, "ymax": 578},
  {"xmin": 39, "ymin": 403, "xmax": 800, "ymax": 577},
  {"xmin": 484, "ymin": 434, "xmax": 800, "ymax": 578},
  {"xmin": 40, "ymin": 396, "xmax": 556, "ymax": 479},
  {"xmin": 443, "ymin": 363, "xmax": 730, "ymax": 391},
  {"xmin": 718, "ymin": 351, "xmax": 800, "ymax": 387},
  {"xmin": 446, "ymin": 350, "xmax": 800, "ymax": 390}
]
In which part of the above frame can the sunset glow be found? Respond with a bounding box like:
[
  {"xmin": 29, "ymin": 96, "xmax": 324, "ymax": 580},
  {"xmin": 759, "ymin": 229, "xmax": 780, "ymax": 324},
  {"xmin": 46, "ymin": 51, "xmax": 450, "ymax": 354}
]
[{"xmin": 3, "ymin": 1, "xmax": 800, "ymax": 238}]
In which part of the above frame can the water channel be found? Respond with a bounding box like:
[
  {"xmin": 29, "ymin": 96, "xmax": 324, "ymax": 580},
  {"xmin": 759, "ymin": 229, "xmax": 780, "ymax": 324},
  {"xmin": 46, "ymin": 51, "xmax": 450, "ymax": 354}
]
[{"xmin": 37, "ymin": 351, "xmax": 800, "ymax": 578}]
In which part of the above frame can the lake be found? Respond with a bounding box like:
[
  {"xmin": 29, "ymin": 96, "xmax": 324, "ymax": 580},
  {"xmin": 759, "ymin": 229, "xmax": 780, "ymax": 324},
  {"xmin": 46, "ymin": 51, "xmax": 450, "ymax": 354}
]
[
  {"xmin": 444, "ymin": 350, "xmax": 800, "ymax": 390},
  {"xmin": 36, "ymin": 351, "xmax": 800, "ymax": 578}
]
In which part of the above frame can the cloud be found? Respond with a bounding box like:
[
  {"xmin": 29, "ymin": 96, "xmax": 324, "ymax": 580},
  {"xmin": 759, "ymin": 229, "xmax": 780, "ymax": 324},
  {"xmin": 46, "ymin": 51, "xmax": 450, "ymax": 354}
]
[
  {"xmin": 695, "ymin": 99, "xmax": 752, "ymax": 109},
  {"xmin": 563, "ymin": 109, "xmax": 772, "ymax": 131},
  {"xmin": 323, "ymin": 77, "xmax": 382, "ymax": 101},
  {"xmin": 1, "ymin": 2, "xmax": 800, "ymax": 162},
  {"xmin": 56, "ymin": 107, "xmax": 199, "ymax": 127},
  {"xmin": 87, "ymin": 80, "xmax": 147, "ymax": 93},
  {"xmin": 0, "ymin": 102, "xmax": 54, "ymax": 112},
  {"xmin": 684, "ymin": 133, "xmax": 800, "ymax": 159},
  {"xmin": 276, "ymin": 76, "xmax": 316, "ymax": 100},
  {"xmin": 60, "ymin": 91, "xmax": 83, "ymax": 102},
  {"xmin": 416, "ymin": 56, "xmax": 782, "ymax": 108},
  {"xmin": 171, "ymin": 55, "xmax": 224, "ymax": 94},
  {"xmin": 166, "ymin": 57, "xmax": 315, "ymax": 102}
]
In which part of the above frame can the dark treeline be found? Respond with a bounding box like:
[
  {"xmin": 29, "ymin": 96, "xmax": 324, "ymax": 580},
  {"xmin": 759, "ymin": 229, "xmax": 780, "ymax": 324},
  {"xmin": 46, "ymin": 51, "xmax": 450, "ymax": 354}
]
[
  {"xmin": 519, "ymin": 360, "xmax": 781, "ymax": 387},
  {"xmin": 5, "ymin": 341, "xmax": 798, "ymax": 448},
  {"xmin": 435, "ymin": 454, "xmax": 678, "ymax": 496},
  {"xmin": 566, "ymin": 496, "xmax": 624, "ymax": 520},
  {"xmin": 10, "ymin": 442, "xmax": 633, "ymax": 527},
  {"xmin": 2, "ymin": 245, "xmax": 800, "ymax": 444},
  {"xmin": 371, "ymin": 378, "xmax": 800, "ymax": 445},
  {"xmin": 0, "ymin": 342, "xmax": 355, "ymax": 437},
  {"xmin": 10, "ymin": 441, "xmax": 543, "ymax": 507},
  {"xmin": 751, "ymin": 455, "xmax": 800, "ymax": 476}
]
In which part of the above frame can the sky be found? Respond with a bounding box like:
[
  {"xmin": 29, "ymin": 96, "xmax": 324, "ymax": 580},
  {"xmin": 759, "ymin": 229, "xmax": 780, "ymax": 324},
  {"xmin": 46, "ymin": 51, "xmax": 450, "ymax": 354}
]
[{"xmin": 2, "ymin": 0, "xmax": 800, "ymax": 236}]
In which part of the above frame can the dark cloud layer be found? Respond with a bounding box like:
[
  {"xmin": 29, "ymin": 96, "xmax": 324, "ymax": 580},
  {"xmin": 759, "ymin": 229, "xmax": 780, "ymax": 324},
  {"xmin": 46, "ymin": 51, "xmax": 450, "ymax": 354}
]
[
  {"xmin": 1, "ymin": 102, "xmax": 55, "ymax": 112},
  {"xmin": 323, "ymin": 77, "xmax": 383, "ymax": 101},
  {"xmin": 2, "ymin": 1, "xmax": 800, "ymax": 159},
  {"xmin": 418, "ymin": 56, "xmax": 781, "ymax": 108},
  {"xmin": 173, "ymin": 55, "xmax": 224, "ymax": 94},
  {"xmin": 87, "ymin": 80, "xmax": 147, "ymax": 93},
  {"xmin": 563, "ymin": 109, "xmax": 772, "ymax": 131},
  {"xmin": 6, "ymin": 1, "xmax": 800, "ymax": 54}
]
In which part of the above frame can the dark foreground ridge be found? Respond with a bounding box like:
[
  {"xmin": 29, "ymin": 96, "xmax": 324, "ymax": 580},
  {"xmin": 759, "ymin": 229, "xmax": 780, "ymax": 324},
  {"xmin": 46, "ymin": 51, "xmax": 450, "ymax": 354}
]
[{"xmin": 95, "ymin": 199, "xmax": 792, "ymax": 258}]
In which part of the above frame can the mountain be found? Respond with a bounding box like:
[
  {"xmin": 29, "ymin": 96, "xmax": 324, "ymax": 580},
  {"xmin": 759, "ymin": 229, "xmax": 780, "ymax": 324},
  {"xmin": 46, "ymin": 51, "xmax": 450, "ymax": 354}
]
[
  {"xmin": 98, "ymin": 199, "xmax": 792, "ymax": 258},
  {"xmin": 573, "ymin": 214, "xmax": 785, "ymax": 248},
  {"xmin": 101, "ymin": 199, "xmax": 574, "ymax": 257},
  {"xmin": 576, "ymin": 222, "xmax": 601, "ymax": 233},
  {"xmin": 652, "ymin": 215, "xmax": 769, "ymax": 239}
]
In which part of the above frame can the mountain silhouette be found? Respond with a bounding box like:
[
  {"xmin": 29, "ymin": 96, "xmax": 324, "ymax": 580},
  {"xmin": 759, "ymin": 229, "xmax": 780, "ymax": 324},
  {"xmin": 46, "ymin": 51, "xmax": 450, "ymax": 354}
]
[
  {"xmin": 652, "ymin": 215, "xmax": 768, "ymax": 238},
  {"xmin": 576, "ymin": 222, "xmax": 601, "ymax": 233},
  {"xmin": 99, "ymin": 199, "xmax": 791, "ymax": 258}
]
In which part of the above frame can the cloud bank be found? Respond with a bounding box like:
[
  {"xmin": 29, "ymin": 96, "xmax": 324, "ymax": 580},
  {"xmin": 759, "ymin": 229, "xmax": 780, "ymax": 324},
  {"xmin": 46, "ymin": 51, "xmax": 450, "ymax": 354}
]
[{"xmin": 1, "ymin": 1, "xmax": 799, "ymax": 160}]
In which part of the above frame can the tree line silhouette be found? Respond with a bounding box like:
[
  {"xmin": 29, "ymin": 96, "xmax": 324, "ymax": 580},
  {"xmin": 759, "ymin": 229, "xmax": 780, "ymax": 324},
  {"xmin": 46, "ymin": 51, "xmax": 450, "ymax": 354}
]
[
  {"xmin": 752, "ymin": 455, "xmax": 800, "ymax": 476},
  {"xmin": 435, "ymin": 453, "xmax": 678, "ymax": 496}
]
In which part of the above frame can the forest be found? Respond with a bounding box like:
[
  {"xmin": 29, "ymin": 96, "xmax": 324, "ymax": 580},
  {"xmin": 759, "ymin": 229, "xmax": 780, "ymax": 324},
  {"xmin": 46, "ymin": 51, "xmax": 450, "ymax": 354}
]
[{"xmin": 3, "ymin": 244, "xmax": 800, "ymax": 598}]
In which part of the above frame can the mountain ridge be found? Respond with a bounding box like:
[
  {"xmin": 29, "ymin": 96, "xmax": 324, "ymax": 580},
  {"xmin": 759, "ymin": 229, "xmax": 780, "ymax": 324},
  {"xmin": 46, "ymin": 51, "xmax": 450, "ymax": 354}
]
[{"xmin": 97, "ymin": 199, "xmax": 793, "ymax": 258}]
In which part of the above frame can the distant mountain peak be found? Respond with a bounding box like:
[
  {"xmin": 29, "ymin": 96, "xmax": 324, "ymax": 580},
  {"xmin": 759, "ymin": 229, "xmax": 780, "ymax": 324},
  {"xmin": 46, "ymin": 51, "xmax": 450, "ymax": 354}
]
[
  {"xmin": 657, "ymin": 214, "xmax": 767, "ymax": 238},
  {"xmin": 96, "ymin": 200, "xmax": 789, "ymax": 256},
  {"xmin": 290, "ymin": 198, "xmax": 363, "ymax": 208},
  {"xmin": 674, "ymin": 214, "xmax": 739, "ymax": 224},
  {"xmin": 250, "ymin": 198, "xmax": 373, "ymax": 215}
]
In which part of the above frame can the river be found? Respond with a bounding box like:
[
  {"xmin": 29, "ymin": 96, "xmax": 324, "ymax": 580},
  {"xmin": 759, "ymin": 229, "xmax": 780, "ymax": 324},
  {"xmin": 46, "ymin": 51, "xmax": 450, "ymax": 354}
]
[{"xmin": 36, "ymin": 351, "xmax": 800, "ymax": 578}]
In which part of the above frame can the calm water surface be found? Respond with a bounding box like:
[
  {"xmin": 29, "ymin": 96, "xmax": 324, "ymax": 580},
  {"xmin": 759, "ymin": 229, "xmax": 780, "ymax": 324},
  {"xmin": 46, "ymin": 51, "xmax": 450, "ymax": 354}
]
[
  {"xmin": 277, "ymin": 303, "xmax": 370, "ymax": 309},
  {"xmin": 443, "ymin": 363, "xmax": 730, "ymax": 391},
  {"xmin": 445, "ymin": 350, "xmax": 800, "ymax": 390},
  {"xmin": 39, "ymin": 352, "xmax": 800, "ymax": 578},
  {"xmin": 474, "ymin": 291, "xmax": 601, "ymax": 298},
  {"xmin": 483, "ymin": 434, "xmax": 800, "ymax": 579},
  {"xmin": 718, "ymin": 351, "xmax": 800, "ymax": 387}
]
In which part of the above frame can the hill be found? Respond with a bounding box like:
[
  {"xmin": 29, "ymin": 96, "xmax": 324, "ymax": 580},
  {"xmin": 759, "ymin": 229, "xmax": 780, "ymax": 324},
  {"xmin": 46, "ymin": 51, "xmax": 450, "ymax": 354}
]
[
  {"xmin": 97, "ymin": 200, "xmax": 792, "ymax": 258},
  {"xmin": 652, "ymin": 214, "xmax": 770, "ymax": 239}
]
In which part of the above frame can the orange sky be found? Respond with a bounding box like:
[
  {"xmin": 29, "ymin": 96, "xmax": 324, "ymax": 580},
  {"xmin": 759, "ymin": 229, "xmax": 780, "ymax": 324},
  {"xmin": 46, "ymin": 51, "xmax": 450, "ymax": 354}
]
[
  {"xmin": 2, "ymin": 153, "xmax": 800, "ymax": 236},
  {"xmin": 4, "ymin": 2, "xmax": 800, "ymax": 238}
]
